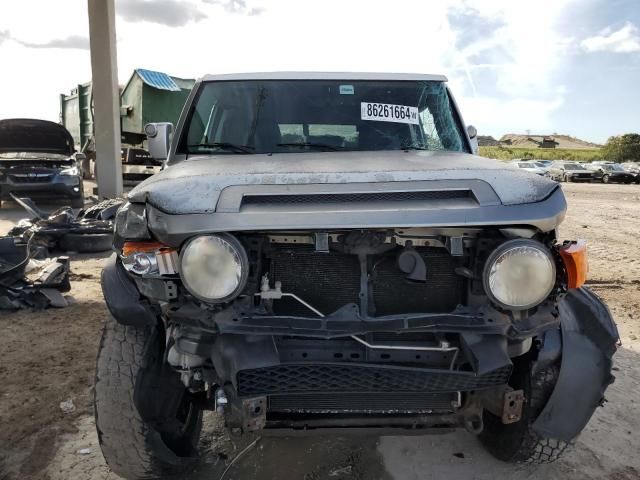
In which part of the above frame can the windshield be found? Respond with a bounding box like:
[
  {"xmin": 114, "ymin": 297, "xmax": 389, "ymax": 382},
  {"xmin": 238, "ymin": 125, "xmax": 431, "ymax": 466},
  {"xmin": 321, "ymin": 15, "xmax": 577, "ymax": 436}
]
[
  {"xmin": 177, "ymin": 80, "xmax": 467, "ymax": 156},
  {"xmin": 564, "ymin": 163, "xmax": 586, "ymax": 170},
  {"xmin": 604, "ymin": 164, "xmax": 625, "ymax": 171},
  {"xmin": 518, "ymin": 162, "xmax": 535, "ymax": 168}
]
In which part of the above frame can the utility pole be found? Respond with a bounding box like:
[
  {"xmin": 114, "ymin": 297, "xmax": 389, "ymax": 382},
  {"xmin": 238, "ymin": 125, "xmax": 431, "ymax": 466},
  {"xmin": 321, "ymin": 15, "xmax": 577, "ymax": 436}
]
[{"xmin": 87, "ymin": 0, "xmax": 122, "ymax": 198}]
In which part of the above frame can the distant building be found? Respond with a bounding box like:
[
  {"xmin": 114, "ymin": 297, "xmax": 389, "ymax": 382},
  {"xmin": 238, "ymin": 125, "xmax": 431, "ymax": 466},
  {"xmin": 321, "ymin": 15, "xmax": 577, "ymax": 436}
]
[{"xmin": 477, "ymin": 136, "xmax": 501, "ymax": 147}]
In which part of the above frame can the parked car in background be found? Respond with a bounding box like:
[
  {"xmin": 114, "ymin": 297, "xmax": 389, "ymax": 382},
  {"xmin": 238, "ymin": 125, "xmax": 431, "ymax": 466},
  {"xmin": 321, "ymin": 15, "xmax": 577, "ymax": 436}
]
[
  {"xmin": 548, "ymin": 162, "xmax": 593, "ymax": 182},
  {"xmin": 533, "ymin": 161, "xmax": 553, "ymax": 175},
  {"xmin": 0, "ymin": 119, "xmax": 84, "ymax": 208},
  {"xmin": 586, "ymin": 162, "xmax": 635, "ymax": 184},
  {"xmin": 509, "ymin": 160, "xmax": 546, "ymax": 176},
  {"xmin": 621, "ymin": 162, "xmax": 640, "ymax": 183}
]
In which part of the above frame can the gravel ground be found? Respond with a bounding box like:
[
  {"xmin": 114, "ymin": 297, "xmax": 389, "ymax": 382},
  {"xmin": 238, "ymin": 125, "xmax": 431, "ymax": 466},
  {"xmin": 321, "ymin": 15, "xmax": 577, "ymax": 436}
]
[{"xmin": 0, "ymin": 182, "xmax": 639, "ymax": 480}]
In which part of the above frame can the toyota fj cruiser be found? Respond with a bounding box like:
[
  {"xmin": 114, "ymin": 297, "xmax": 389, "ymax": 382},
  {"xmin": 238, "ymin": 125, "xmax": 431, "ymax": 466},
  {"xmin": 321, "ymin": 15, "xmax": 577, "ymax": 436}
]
[{"xmin": 95, "ymin": 72, "xmax": 619, "ymax": 479}]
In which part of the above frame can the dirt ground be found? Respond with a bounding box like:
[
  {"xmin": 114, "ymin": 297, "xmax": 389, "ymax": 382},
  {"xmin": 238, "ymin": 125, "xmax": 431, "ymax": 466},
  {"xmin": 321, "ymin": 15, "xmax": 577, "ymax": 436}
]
[{"xmin": 0, "ymin": 182, "xmax": 639, "ymax": 480}]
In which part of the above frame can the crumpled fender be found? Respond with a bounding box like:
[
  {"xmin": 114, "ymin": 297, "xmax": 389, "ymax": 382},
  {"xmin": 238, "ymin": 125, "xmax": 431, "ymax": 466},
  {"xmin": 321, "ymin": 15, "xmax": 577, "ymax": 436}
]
[
  {"xmin": 101, "ymin": 253, "xmax": 157, "ymax": 327},
  {"xmin": 532, "ymin": 287, "xmax": 619, "ymax": 441}
]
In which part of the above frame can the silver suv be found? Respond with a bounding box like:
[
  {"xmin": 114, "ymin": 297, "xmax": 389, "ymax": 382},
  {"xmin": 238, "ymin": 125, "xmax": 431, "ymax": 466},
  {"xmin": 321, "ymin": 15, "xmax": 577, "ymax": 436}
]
[{"xmin": 95, "ymin": 72, "xmax": 618, "ymax": 479}]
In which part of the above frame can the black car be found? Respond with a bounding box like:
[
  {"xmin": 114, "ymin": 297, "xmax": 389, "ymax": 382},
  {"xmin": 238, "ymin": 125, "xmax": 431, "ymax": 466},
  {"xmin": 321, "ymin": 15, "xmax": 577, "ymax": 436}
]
[
  {"xmin": 0, "ymin": 119, "xmax": 85, "ymax": 208},
  {"xmin": 588, "ymin": 163, "xmax": 635, "ymax": 184}
]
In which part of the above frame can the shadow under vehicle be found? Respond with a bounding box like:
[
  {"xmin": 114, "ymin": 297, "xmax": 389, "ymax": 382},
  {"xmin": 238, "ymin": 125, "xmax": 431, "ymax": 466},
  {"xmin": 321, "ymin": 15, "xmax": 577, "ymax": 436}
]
[
  {"xmin": 0, "ymin": 119, "xmax": 85, "ymax": 208},
  {"xmin": 95, "ymin": 72, "xmax": 619, "ymax": 480}
]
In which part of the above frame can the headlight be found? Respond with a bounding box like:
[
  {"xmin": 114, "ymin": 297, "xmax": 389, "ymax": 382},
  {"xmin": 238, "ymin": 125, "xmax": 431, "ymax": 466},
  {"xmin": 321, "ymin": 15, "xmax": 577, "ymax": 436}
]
[
  {"xmin": 483, "ymin": 239, "xmax": 556, "ymax": 310},
  {"xmin": 114, "ymin": 202, "xmax": 150, "ymax": 240},
  {"xmin": 122, "ymin": 252, "xmax": 158, "ymax": 275},
  {"xmin": 179, "ymin": 234, "xmax": 248, "ymax": 303},
  {"xmin": 59, "ymin": 166, "xmax": 79, "ymax": 176}
]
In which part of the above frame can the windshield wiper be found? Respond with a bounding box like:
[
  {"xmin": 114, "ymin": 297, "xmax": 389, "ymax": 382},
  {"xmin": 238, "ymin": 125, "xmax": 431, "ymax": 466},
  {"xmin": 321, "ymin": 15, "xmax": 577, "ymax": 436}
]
[
  {"xmin": 188, "ymin": 142, "xmax": 255, "ymax": 154},
  {"xmin": 276, "ymin": 142, "xmax": 344, "ymax": 151},
  {"xmin": 401, "ymin": 144, "xmax": 428, "ymax": 151}
]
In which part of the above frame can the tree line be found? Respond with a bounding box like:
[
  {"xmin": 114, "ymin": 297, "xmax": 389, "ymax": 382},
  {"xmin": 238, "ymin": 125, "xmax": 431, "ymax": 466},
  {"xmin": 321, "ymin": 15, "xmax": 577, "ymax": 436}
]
[{"xmin": 602, "ymin": 134, "xmax": 640, "ymax": 162}]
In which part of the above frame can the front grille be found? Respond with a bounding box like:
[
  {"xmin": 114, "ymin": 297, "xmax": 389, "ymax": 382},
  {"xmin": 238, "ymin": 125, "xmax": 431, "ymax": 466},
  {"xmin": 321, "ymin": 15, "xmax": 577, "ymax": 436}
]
[
  {"xmin": 237, "ymin": 363, "xmax": 512, "ymax": 396},
  {"xmin": 243, "ymin": 190, "xmax": 472, "ymax": 207},
  {"xmin": 268, "ymin": 392, "xmax": 458, "ymax": 414},
  {"xmin": 9, "ymin": 174, "xmax": 52, "ymax": 184},
  {"xmin": 269, "ymin": 245, "xmax": 463, "ymax": 316}
]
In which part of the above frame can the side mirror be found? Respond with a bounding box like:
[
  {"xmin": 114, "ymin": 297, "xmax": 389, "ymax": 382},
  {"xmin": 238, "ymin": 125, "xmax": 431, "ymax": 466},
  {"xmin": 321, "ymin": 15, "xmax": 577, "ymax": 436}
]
[
  {"xmin": 75, "ymin": 152, "xmax": 87, "ymax": 162},
  {"xmin": 145, "ymin": 122, "xmax": 173, "ymax": 160},
  {"xmin": 467, "ymin": 125, "xmax": 479, "ymax": 155}
]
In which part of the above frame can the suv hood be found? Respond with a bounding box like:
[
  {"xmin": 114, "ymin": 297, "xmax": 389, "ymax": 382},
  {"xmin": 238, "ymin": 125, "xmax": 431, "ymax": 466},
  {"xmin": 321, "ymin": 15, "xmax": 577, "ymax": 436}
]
[
  {"xmin": 0, "ymin": 119, "xmax": 75, "ymax": 156},
  {"xmin": 130, "ymin": 150, "xmax": 559, "ymax": 214}
]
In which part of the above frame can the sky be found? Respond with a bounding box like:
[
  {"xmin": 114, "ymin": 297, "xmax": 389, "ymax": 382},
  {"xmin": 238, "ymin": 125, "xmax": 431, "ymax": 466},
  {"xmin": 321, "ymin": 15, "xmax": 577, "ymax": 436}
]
[{"xmin": 0, "ymin": 0, "xmax": 638, "ymax": 144}]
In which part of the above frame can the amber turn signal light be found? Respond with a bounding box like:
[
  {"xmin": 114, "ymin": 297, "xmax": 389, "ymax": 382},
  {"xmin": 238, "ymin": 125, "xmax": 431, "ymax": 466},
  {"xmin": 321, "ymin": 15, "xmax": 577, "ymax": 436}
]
[
  {"xmin": 558, "ymin": 240, "xmax": 588, "ymax": 289},
  {"xmin": 122, "ymin": 241, "xmax": 170, "ymax": 256}
]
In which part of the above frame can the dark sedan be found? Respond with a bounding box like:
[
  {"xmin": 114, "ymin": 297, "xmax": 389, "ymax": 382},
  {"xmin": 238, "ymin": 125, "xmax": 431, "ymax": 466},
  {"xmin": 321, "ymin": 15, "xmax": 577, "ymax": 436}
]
[
  {"xmin": 588, "ymin": 163, "xmax": 636, "ymax": 184},
  {"xmin": 0, "ymin": 119, "xmax": 85, "ymax": 208}
]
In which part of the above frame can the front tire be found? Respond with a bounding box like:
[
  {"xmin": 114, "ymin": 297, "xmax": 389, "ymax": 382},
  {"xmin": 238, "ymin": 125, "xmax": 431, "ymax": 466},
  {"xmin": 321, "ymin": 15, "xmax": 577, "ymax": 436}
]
[
  {"xmin": 602, "ymin": 174, "xmax": 610, "ymax": 184},
  {"xmin": 479, "ymin": 358, "xmax": 571, "ymax": 463},
  {"xmin": 95, "ymin": 317, "xmax": 202, "ymax": 479}
]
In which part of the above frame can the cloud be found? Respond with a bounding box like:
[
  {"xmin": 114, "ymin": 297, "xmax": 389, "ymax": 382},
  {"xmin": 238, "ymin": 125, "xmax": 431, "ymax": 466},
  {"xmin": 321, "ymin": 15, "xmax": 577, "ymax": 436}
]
[
  {"xmin": 15, "ymin": 35, "xmax": 89, "ymax": 50},
  {"xmin": 202, "ymin": 0, "xmax": 265, "ymax": 16},
  {"xmin": 0, "ymin": 30, "xmax": 89, "ymax": 50},
  {"xmin": 443, "ymin": 0, "xmax": 576, "ymax": 136},
  {"xmin": 117, "ymin": 0, "xmax": 207, "ymax": 27},
  {"xmin": 581, "ymin": 22, "xmax": 640, "ymax": 53}
]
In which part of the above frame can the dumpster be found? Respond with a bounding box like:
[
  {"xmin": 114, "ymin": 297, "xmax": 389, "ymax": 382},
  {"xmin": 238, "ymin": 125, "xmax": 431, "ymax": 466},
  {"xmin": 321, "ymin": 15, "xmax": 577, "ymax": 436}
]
[{"xmin": 60, "ymin": 68, "xmax": 195, "ymax": 181}]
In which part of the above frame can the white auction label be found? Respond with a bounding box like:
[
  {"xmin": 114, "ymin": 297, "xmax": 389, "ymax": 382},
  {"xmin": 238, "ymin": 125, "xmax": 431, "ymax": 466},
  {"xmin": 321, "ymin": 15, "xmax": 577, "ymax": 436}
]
[{"xmin": 361, "ymin": 102, "xmax": 419, "ymax": 125}]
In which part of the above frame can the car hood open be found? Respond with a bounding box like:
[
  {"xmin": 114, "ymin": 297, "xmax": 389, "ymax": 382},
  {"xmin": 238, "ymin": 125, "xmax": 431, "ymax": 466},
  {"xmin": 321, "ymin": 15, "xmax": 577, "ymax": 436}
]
[
  {"xmin": 130, "ymin": 150, "xmax": 560, "ymax": 214},
  {"xmin": 0, "ymin": 119, "xmax": 75, "ymax": 156}
]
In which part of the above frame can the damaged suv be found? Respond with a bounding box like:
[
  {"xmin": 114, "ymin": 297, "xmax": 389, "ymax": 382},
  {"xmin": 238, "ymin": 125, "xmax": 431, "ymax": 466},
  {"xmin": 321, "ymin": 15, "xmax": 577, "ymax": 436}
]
[{"xmin": 96, "ymin": 73, "xmax": 618, "ymax": 479}]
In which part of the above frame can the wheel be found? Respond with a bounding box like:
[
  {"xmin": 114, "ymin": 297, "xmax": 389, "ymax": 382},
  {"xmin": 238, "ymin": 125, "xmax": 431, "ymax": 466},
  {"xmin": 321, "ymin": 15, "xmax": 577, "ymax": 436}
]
[
  {"xmin": 95, "ymin": 317, "xmax": 202, "ymax": 479},
  {"xmin": 59, "ymin": 232, "xmax": 114, "ymax": 252},
  {"xmin": 602, "ymin": 174, "xmax": 610, "ymax": 184},
  {"xmin": 478, "ymin": 357, "xmax": 571, "ymax": 463}
]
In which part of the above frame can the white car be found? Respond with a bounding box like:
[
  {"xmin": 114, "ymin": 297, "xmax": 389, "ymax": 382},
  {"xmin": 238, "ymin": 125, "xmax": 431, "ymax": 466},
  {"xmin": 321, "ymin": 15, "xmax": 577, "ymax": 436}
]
[{"xmin": 510, "ymin": 160, "xmax": 546, "ymax": 176}]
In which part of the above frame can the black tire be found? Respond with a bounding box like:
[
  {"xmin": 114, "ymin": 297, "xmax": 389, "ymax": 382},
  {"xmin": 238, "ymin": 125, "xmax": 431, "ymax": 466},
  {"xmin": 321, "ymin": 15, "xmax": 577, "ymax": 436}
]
[
  {"xmin": 479, "ymin": 359, "xmax": 571, "ymax": 464},
  {"xmin": 59, "ymin": 232, "xmax": 113, "ymax": 253},
  {"xmin": 95, "ymin": 317, "xmax": 202, "ymax": 479},
  {"xmin": 602, "ymin": 174, "xmax": 610, "ymax": 184}
]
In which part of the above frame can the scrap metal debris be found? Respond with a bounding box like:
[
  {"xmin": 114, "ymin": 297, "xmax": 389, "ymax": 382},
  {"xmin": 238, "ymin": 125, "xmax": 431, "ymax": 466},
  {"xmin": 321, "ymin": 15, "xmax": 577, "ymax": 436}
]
[
  {"xmin": 0, "ymin": 235, "xmax": 71, "ymax": 310},
  {"xmin": 7, "ymin": 194, "xmax": 124, "ymax": 254},
  {"xmin": 0, "ymin": 195, "xmax": 125, "ymax": 310}
]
